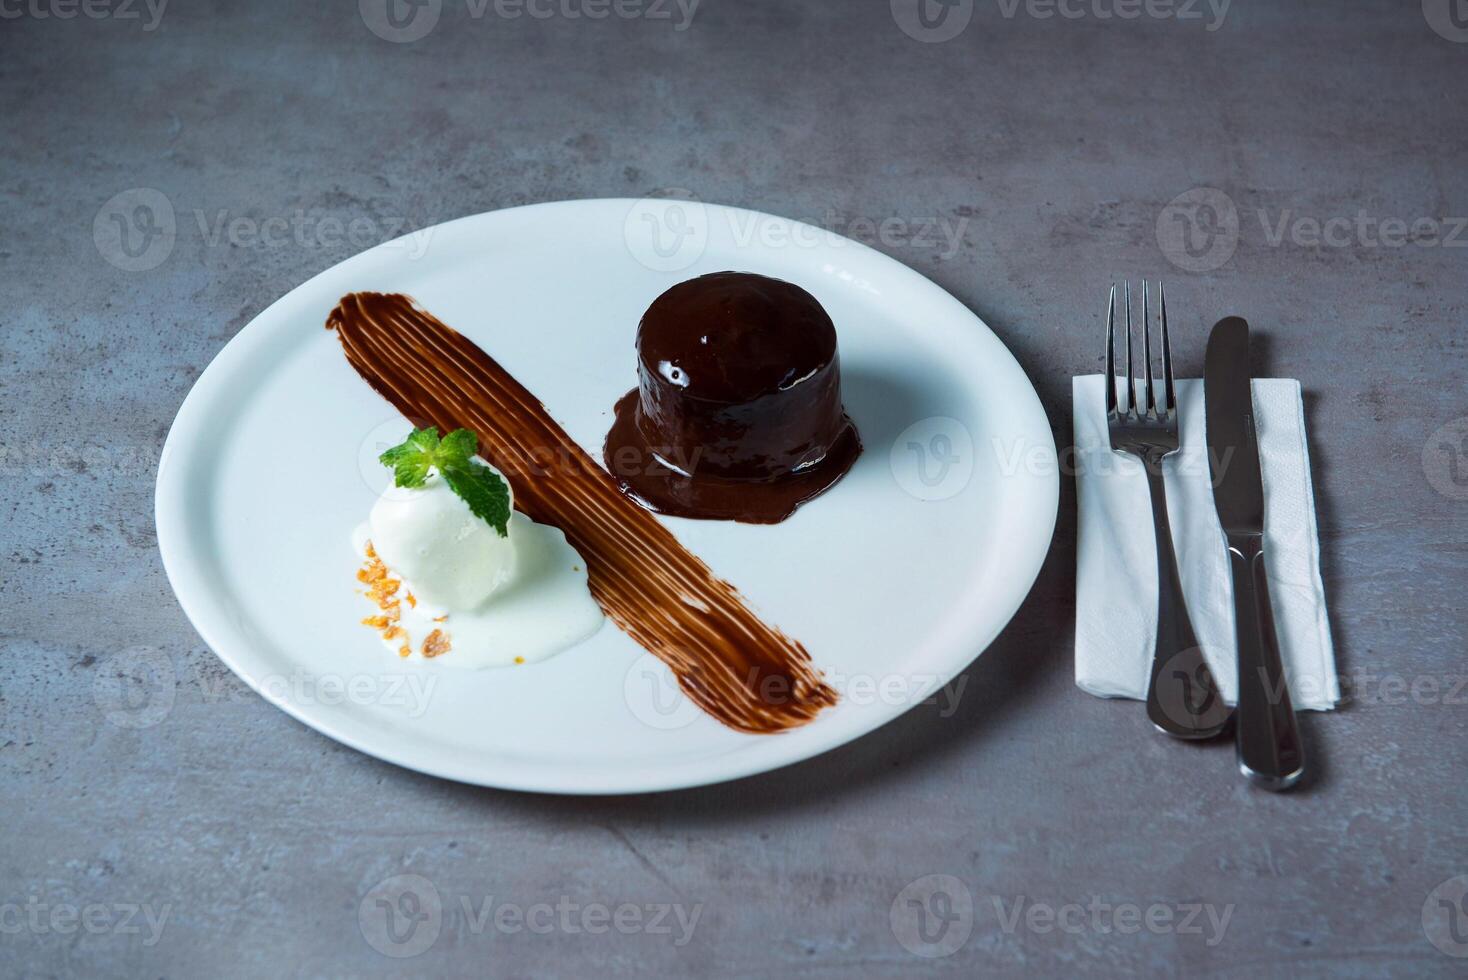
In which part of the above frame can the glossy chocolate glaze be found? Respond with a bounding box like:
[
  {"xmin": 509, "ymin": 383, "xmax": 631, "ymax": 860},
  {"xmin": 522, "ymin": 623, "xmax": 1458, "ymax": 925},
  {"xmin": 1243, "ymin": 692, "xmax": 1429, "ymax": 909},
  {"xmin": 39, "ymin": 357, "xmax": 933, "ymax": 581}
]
[
  {"xmin": 604, "ymin": 272, "xmax": 862, "ymax": 524},
  {"xmin": 328, "ymin": 292, "xmax": 838, "ymax": 734}
]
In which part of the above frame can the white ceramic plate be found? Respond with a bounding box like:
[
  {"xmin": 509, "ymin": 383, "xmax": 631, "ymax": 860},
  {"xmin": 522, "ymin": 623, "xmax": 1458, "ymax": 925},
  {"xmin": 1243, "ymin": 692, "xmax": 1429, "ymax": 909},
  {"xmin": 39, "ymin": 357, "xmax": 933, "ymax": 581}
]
[{"xmin": 156, "ymin": 199, "xmax": 1057, "ymax": 794}]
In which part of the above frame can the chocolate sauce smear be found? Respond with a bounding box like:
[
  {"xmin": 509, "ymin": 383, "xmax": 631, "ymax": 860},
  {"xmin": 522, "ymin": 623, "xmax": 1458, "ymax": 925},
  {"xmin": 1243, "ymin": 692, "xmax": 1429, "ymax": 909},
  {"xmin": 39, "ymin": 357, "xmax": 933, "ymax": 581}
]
[
  {"xmin": 604, "ymin": 272, "xmax": 862, "ymax": 524},
  {"xmin": 328, "ymin": 292, "xmax": 838, "ymax": 734}
]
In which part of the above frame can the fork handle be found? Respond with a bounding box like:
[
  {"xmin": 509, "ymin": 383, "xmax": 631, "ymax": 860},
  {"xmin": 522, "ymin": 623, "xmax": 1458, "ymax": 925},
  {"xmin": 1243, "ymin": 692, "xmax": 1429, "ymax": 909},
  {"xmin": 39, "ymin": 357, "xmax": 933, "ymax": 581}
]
[
  {"xmin": 1227, "ymin": 537, "xmax": 1305, "ymax": 790},
  {"xmin": 1143, "ymin": 463, "xmax": 1232, "ymax": 739}
]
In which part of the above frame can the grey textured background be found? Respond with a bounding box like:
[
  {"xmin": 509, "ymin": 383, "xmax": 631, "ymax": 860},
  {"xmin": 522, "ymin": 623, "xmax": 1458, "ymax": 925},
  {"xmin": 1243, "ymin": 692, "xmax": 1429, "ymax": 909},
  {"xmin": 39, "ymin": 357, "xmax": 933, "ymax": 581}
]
[{"xmin": 3, "ymin": 0, "xmax": 1466, "ymax": 976}]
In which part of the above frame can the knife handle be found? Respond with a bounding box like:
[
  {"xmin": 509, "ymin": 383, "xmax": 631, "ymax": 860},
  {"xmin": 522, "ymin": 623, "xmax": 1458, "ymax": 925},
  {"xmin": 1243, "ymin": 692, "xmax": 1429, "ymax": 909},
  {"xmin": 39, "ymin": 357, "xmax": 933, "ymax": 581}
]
[{"xmin": 1227, "ymin": 538, "xmax": 1305, "ymax": 790}]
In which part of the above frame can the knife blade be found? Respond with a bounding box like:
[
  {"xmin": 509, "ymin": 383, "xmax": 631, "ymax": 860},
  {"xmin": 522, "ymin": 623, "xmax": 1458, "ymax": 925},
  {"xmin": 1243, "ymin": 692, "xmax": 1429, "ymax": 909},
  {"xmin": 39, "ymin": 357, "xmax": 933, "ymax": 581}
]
[
  {"xmin": 1204, "ymin": 318, "xmax": 1265, "ymax": 535},
  {"xmin": 1205, "ymin": 317, "xmax": 1306, "ymax": 790}
]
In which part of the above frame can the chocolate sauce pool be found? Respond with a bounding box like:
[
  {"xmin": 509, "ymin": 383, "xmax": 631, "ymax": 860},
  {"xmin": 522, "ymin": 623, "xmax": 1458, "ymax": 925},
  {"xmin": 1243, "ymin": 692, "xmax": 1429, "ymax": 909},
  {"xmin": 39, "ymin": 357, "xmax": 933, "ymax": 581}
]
[
  {"xmin": 604, "ymin": 272, "xmax": 862, "ymax": 524},
  {"xmin": 328, "ymin": 292, "xmax": 838, "ymax": 734}
]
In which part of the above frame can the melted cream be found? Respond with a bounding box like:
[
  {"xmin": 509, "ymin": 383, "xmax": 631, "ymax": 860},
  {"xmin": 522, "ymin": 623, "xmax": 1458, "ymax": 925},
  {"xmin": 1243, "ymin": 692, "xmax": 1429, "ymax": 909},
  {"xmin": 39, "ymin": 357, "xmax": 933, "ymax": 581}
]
[{"xmin": 352, "ymin": 515, "xmax": 603, "ymax": 668}]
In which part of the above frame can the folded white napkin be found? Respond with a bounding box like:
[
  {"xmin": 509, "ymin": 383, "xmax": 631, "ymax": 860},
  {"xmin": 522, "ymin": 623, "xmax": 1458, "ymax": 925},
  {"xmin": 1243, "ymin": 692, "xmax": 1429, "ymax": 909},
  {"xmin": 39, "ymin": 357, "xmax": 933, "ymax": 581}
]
[{"xmin": 1072, "ymin": 375, "xmax": 1338, "ymax": 710}]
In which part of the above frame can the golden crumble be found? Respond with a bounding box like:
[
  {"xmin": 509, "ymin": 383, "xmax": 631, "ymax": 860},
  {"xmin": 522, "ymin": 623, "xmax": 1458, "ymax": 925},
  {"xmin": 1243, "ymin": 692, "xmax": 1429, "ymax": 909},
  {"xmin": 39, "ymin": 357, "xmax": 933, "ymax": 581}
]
[{"xmin": 422, "ymin": 629, "xmax": 451, "ymax": 659}]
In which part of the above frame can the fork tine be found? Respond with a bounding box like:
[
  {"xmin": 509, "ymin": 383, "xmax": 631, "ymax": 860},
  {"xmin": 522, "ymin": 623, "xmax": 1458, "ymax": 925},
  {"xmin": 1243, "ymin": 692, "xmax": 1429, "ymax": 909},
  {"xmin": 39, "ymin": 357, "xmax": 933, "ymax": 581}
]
[
  {"xmin": 1142, "ymin": 280, "xmax": 1156, "ymax": 416},
  {"xmin": 1160, "ymin": 281, "xmax": 1176, "ymax": 418},
  {"xmin": 1124, "ymin": 281, "xmax": 1136, "ymax": 416},
  {"xmin": 1105, "ymin": 284, "xmax": 1117, "ymax": 416}
]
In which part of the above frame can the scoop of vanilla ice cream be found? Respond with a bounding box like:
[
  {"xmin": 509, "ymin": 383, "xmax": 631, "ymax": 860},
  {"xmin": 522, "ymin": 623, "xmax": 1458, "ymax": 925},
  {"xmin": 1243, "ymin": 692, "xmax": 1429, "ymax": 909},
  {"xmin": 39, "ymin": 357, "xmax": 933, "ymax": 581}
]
[{"xmin": 369, "ymin": 468, "xmax": 516, "ymax": 610}]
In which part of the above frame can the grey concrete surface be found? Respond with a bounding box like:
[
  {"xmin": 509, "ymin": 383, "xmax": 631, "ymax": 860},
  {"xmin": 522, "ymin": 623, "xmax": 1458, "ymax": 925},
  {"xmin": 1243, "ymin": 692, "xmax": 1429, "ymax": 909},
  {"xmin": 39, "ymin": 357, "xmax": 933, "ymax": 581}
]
[{"xmin": 2, "ymin": 0, "xmax": 1466, "ymax": 976}]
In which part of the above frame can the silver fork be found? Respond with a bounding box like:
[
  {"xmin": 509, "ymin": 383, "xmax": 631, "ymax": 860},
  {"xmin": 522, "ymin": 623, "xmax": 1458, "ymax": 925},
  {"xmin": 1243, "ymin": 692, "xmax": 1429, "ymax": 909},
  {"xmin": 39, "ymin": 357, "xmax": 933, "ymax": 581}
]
[{"xmin": 1106, "ymin": 282, "xmax": 1232, "ymax": 740}]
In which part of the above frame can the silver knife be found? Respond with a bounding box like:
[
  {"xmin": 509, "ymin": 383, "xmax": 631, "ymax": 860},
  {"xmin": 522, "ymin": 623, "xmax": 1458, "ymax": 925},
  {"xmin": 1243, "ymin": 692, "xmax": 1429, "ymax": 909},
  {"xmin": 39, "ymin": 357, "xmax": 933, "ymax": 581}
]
[{"xmin": 1204, "ymin": 317, "xmax": 1306, "ymax": 790}]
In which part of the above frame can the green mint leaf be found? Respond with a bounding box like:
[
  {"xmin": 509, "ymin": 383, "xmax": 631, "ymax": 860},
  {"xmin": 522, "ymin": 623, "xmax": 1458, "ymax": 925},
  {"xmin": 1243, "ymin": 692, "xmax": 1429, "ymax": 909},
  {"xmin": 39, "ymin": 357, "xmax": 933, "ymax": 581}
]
[
  {"xmin": 438, "ymin": 428, "xmax": 478, "ymax": 465},
  {"xmin": 379, "ymin": 427, "xmax": 438, "ymax": 466},
  {"xmin": 379, "ymin": 427, "xmax": 441, "ymax": 488},
  {"xmin": 379, "ymin": 428, "xmax": 507, "ymax": 534},
  {"xmin": 441, "ymin": 461, "xmax": 512, "ymax": 537},
  {"xmin": 392, "ymin": 455, "xmax": 432, "ymax": 488},
  {"xmin": 378, "ymin": 443, "xmax": 413, "ymax": 466}
]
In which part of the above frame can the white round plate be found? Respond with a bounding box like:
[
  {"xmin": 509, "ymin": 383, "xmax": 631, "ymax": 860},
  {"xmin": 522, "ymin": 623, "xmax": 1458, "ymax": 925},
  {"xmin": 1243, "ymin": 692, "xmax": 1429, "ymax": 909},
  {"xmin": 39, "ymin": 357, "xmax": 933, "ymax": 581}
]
[{"xmin": 156, "ymin": 199, "xmax": 1058, "ymax": 795}]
